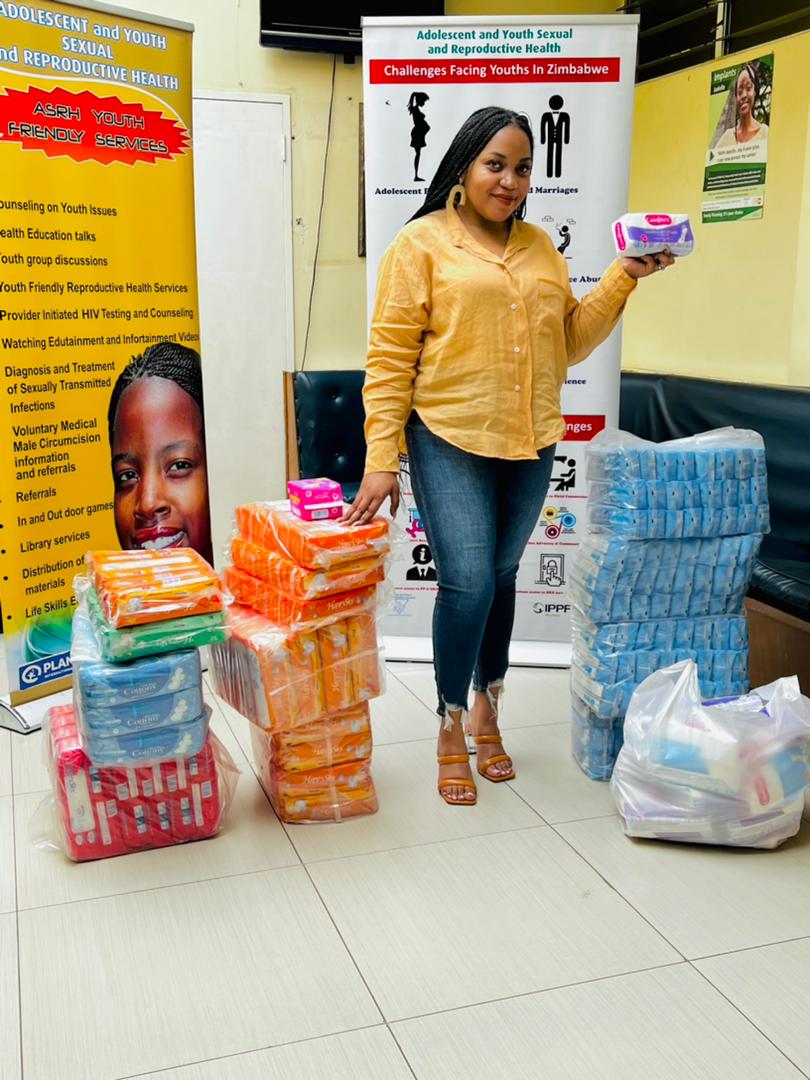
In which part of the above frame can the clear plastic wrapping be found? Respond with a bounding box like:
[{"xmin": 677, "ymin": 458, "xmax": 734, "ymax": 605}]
[
  {"xmin": 573, "ymin": 639, "xmax": 748, "ymax": 689},
  {"xmin": 236, "ymin": 500, "xmax": 390, "ymax": 570},
  {"xmin": 39, "ymin": 704, "xmax": 239, "ymax": 861},
  {"xmin": 85, "ymin": 548, "xmax": 225, "ymax": 628},
  {"xmin": 210, "ymin": 604, "xmax": 384, "ymax": 733},
  {"xmin": 612, "ymin": 213, "xmax": 695, "ymax": 257},
  {"xmin": 571, "ymin": 652, "xmax": 747, "ymax": 720},
  {"xmin": 611, "ymin": 660, "xmax": 810, "ymax": 848},
  {"xmin": 570, "ymin": 611, "xmax": 749, "ymax": 656},
  {"xmin": 250, "ymin": 724, "xmax": 378, "ymax": 823},
  {"xmin": 75, "ymin": 576, "xmax": 227, "ymax": 663},
  {"xmin": 224, "ymin": 564, "xmax": 380, "ymax": 632},
  {"xmin": 571, "ymin": 694, "xmax": 624, "ymax": 781},
  {"xmin": 73, "ymin": 607, "xmax": 202, "ymax": 706},
  {"xmin": 269, "ymin": 703, "xmax": 372, "ymax": 772},
  {"xmin": 586, "ymin": 428, "xmax": 769, "ymax": 539},
  {"xmin": 230, "ymin": 536, "xmax": 387, "ymax": 600},
  {"xmin": 569, "ymin": 532, "xmax": 762, "ymax": 624}
]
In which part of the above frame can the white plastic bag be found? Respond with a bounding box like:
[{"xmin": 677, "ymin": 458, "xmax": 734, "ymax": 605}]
[{"xmin": 611, "ymin": 660, "xmax": 810, "ymax": 849}]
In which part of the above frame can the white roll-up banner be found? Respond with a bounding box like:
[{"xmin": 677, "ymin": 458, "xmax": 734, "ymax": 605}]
[{"xmin": 362, "ymin": 16, "xmax": 639, "ymax": 662}]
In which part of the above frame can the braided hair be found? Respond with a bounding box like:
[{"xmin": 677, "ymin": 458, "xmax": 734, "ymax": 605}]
[
  {"xmin": 108, "ymin": 341, "xmax": 204, "ymax": 446},
  {"xmin": 736, "ymin": 62, "xmax": 760, "ymax": 97},
  {"xmin": 735, "ymin": 62, "xmax": 760, "ymax": 111},
  {"xmin": 411, "ymin": 107, "xmax": 534, "ymax": 222}
]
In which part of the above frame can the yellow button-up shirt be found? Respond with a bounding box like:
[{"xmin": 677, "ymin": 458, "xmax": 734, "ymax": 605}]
[{"xmin": 363, "ymin": 202, "xmax": 637, "ymax": 474}]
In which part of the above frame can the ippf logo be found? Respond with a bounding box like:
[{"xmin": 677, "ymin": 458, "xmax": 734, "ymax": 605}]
[
  {"xmin": 533, "ymin": 602, "xmax": 571, "ymax": 615},
  {"xmin": 542, "ymin": 505, "xmax": 577, "ymax": 540},
  {"xmin": 19, "ymin": 651, "xmax": 71, "ymax": 688}
]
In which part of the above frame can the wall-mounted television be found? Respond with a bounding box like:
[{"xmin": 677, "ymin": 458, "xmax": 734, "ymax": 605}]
[{"xmin": 260, "ymin": 4, "xmax": 445, "ymax": 56}]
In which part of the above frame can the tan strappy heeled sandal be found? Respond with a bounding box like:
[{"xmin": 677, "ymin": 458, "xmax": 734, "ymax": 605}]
[{"xmin": 437, "ymin": 752, "xmax": 478, "ymax": 805}]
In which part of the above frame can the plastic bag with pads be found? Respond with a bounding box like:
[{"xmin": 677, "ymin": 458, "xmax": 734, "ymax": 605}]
[{"xmin": 611, "ymin": 660, "xmax": 810, "ymax": 849}]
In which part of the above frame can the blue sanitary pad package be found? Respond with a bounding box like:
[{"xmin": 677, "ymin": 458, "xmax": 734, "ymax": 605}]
[
  {"xmin": 571, "ymin": 651, "xmax": 748, "ymax": 720},
  {"xmin": 569, "ymin": 532, "xmax": 762, "ymax": 624},
  {"xmin": 570, "ymin": 612, "xmax": 749, "ymax": 657},
  {"xmin": 78, "ymin": 701, "xmax": 210, "ymax": 766},
  {"xmin": 571, "ymin": 694, "xmax": 624, "ymax": 781},
  {"xmin": 80, "ymin": 686, "xmax": 205, "ymax": 737},
  {"xmin": 585, "ymin": 427, "xmax": 769, "ymax": 540},
  {"xmin": 71, "ymin": 605, "xmax": 208, "ymax": 763}
]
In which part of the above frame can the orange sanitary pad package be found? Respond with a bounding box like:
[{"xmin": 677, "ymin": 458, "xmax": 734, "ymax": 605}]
[
  {"xmin": 235, "ymin": 500, "xmax": 390, "ymax": 571},
  {"xmin": 86, "ymin": 549, "xmax": 223, "ymax": 628}
]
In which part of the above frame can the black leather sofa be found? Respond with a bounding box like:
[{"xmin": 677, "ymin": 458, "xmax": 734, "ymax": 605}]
[
  {"xmin": 285, "ymin": 368, "xmax": 810, "ymax": 688},
  {"xmin": 284, "ymin": 370, "xmax": 365, "ymax": 502}
]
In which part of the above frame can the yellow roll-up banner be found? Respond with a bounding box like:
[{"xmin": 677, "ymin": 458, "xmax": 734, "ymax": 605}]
[{"xmin": 0, "ymin": 2, "xmax": 211, "ymax": 706}]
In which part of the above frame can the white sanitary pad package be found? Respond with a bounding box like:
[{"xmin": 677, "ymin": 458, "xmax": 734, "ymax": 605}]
[{"xmin": 613, "ymin": 213, "xmax": 695, "ymax": 258}]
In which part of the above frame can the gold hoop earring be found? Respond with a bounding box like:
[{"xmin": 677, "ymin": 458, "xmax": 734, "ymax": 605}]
[{"xmin": 449, "ymin": 183, "xmax": 467, "ymax": 207}]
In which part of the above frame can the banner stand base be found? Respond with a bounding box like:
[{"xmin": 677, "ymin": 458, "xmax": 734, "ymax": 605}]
[
  {"xmin": 383, "ymin": 636, "xmax": 571, "ymax": 668},
  {"xmin": 0, "ymin": 688, "xmax": 71, "ymax": 735}
]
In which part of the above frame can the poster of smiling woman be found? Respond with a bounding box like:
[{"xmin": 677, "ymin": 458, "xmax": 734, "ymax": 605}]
[{"xmin": 703, "ymin": 54, "xmax": 774, "ymax": 223}]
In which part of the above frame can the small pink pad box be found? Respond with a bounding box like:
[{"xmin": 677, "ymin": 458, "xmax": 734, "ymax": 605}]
[{"xmin": 287, "ymin": 478, "xmax": 344, "ymax": 521}]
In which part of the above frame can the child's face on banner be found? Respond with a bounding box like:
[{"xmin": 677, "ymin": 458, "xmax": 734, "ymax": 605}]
[
  {"xmin": 111, "ymin": 376, "xmax": 213, "ymax": 562},
  {"xmin": 462, "ymin": 124, "xmax": 532, "ymax": 223}
]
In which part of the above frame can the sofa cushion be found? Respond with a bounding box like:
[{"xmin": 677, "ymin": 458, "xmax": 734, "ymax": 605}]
[
  {"xmin": 293, "ymin": 371, "xmax": 366, "ymax": 501},
  {"xmin": 749, "ymin": 538, "xmax": 810, "ymax": 620}
]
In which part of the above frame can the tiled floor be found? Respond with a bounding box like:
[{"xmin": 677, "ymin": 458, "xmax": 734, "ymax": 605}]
[{"xmin": 2, "ymin": 649, "xmax": 810, "ymax": 1079}]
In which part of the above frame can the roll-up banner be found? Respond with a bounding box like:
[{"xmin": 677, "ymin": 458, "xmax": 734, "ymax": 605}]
[
  {"xmin": 0, "ymin": 1, "xmax": 209, "ymax": 728},
  {"xmin": 362, "ymin": 15, "xmax": 639, "ymax": 663}
]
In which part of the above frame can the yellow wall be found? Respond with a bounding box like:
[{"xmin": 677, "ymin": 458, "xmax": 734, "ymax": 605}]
[
  {"xmin": 622, "ymin": 31, "xmax": 810, "ymax": 388},
  {"xmin": 100, "ymin": 0, "xmax": 367, "ymax": 370},
  {"xmin": 99, "ymin": 0, "xmax": 619, "ymax": 372},
  {"xmin": 98, "ymin": 3, "xmax": 808, "ymax": 388}
]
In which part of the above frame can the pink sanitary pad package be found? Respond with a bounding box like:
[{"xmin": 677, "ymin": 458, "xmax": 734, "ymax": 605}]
[{"xmin": 287, "ymin": 478, "xmax": 344, "ymax": 522}]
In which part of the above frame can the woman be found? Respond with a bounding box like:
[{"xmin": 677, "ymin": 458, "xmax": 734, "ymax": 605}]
[
  {"xmin": 108, "ymin": 340, "xmax": 214, "ymax": 565},
  {"xmin": 408, "ymin": 92, "xmax": 430, "ymax": 182},
  {"xmin": 715, "ymin": 63, "xmax": 768, "ymax": 147},
  {"xmin": 345, "ymin": 107, "xmax": 674, "ymax": 805}
]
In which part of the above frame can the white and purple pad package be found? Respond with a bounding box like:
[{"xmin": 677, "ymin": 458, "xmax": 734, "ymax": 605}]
[{"xmin": 612, "ymin": 214, "xmax": 695, "ymax": 258}]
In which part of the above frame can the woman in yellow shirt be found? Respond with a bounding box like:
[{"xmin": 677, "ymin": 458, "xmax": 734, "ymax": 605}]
[{"xmin": 344, "ymin": 107, "xmax": 674, "ymax": 805}]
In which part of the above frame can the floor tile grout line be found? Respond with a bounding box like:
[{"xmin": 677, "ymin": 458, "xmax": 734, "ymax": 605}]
[
  {"xmin": 551, "ymin": 820, "xmax": 810, "ymax": 968},
  {"xmin": 214, "ymin": 740, "xmax": 318, "ymax": 878},
  {"xmin": 299, "ymin": 862, "xmax": 389, "ymax": 1026},
  {"xmin": 384, "ymin": 1022, "xmax": 420, "ymax": 1079},
  {"xmin": 113, "ymin": 899, "xmax": 690, "ymax": 1069},
  {"xmin": 15, "ymin": 859, "xmax": 304, "ymax": 917},
  {"xmin": 383, "ymin": 959, "xmax": 689, "ymax": 1027},
  {"xmin": 548, "ymin": 821, "xmax": 689, "ymax": 963},
  {"xmin": 371, "ymin": 718, "xmax": 572, "ymax": 748},
  {"xmin": 548, "ymin": 811, "xmax": 619, "ymax": 826},
  {"xmin": 381, "ymin": 674, "xmax": 441, "ymax": 717},
  {"xmin": 500, "ymin": 780, "xmax": 551, "ymax": 826},
  {"xmin": 689, "ymin": 961, "xmax": 810, "ymax": 1079},
  {"xmin": 115, "ymin": 1022, "xmax": 395, "ymax": 1079},
  {"xmin": 292, "ymin": 821, "xmax": 551, "ymax": 868},
  {"xmin": 382, "ymin": 670, "xmax": 571, "ymax": 721},
  {"xmin": 691, "ymin": 932, "xmax": 810, "ymax": 964}
]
